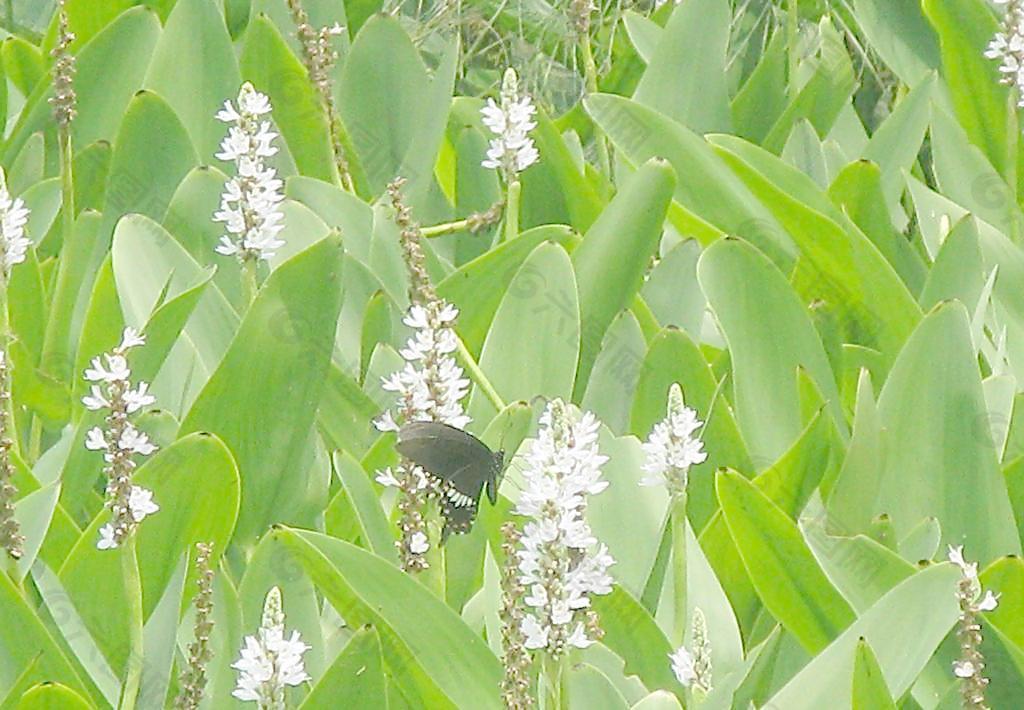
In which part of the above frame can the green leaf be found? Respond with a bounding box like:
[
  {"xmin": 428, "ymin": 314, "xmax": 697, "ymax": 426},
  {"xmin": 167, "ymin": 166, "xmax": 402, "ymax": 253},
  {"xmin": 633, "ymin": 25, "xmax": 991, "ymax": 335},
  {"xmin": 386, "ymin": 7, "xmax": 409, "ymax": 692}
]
[
  {"xmin": 585, "ymin": 93, "xmax": 793, "ymax": 267},
  {"xmin": 0, "ymin": 571, "xmax": 91, "ymax": 703},
  {"xmin": 871, "ymin": 302, "xmax": 1020, "ymax": 561},
  {"xmin": 697, "ymin": 238, "xmax": 842, "ymax": 465},
  {"xmin": 338, "ymin": 16, "xmax": 432, "ymax": 196},
  {"xmin": 15, "ymin": 683, "xmax": 92, "ymax": 709},
  {"xmin": 436, "ymin": 224, "xmax": 576, "ymax": 357},
  {"xmin": 766, "ymin": 564, "xmax": 959, "ymax": 708},
  {"xmin": 851, "ymin": 638, "xmax": 896, "ymax": 710},
  {"xmin": 58, "ymin": 433, "xmax": 241, "ymax": 674},
  {"xmin": 571, "ymin": 158, "xmax": 675, "ymax": 398},
  {"xmin": 12, "ymin": 482, "xmax": 60, "ymax": 582},
  {"xmin": 731, "ymin": 31, "xmax": 788, "ymax": 143},
  {"xmin": 717, "ymin": 470, "xmax": 855, "ymax": 654},
  {"xmin": 591, "ymin": 586, "xmax": 684, "ymax": 699},
  {"xmin": 923, "ymin": 0, "xmax": 1015, "ymax": 179},
  {"xmin": 99, "ymin": 90, "xmax": 199, "ymax": 263},
  {"xmin": 566, "ymin": 664, "xmax": 628, "ymax": 710},
  {"xmin": 581, "ymin": 310, "xmax": 646, "ymax": 434},
  {"xmin": 2, "ymin": 37, "xmax": 43, "ymax": 98},
  {"xmin": 469, "ymin": 241, "xmax": 579, "ymax": 422},
  {"xmin": 279, "ymin": 528, "xmax": 503, "ymax": 709},
  {"xmin": 633, "ymin": 0, "xmax": 731, "ymax": 133},
  {"xmin": 980, "ymin": 556, "xmax": 1024, "ymax": 652},
  {"xmin": 179, "ymin": 236, "xmax": 344, "ymax": 545},
  {"xmin": 332, "ymin": 450, "xmax": 398, "ymax": 564},
  {"xmin": 144, "ymin": 0, "xmax": 241, "ymax": 158},
  {"xmin": 301, "ymin": 625, "xmax": 387, "ymax": 708},
  {"xmin": 239, "ymin": 14, "xmax": 337, "ymax": 183},
  {"xmin": 852, "ymin": 0, "xmax": 939, "ymax": 85}
]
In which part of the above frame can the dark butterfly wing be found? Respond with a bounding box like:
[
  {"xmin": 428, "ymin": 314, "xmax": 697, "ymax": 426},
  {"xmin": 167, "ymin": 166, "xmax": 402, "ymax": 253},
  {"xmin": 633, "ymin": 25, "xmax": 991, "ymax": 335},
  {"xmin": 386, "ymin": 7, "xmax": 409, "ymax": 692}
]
[
  {"xmin": 397, "ymin": 422, "xmax": 497, "ymax": 498},
  {"xmin": 397, "ymin": 421, "xmax": 504, "ymax": 541}
]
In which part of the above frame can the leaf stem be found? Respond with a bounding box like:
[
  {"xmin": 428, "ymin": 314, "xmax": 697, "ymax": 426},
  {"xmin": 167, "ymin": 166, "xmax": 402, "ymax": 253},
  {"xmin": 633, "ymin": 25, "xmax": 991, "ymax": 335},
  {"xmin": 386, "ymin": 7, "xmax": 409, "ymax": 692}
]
[
  {"xmin": 118, "ymin": 535, "xmax": 144, "ymax": 710},
  {"xmin": 541, "ymin": 653, "xmax": 564, "ymax": 709},
  {"xmin": 242, "ymin": 259, "xmax": 258, "ymax": 308},
  {"xmin": 0, "ymin": 278, "xmax": 18, "ymax": 459},
  {"xmin": 670, "ymin": 492, "xmax": 688, "ymax": 645},
  {"xmin": 503, "ymin": 180, "xmax": 521, "ymax": 242},
  {"xmin": 421, "ymin": 217, "xmax": 473, "ymax": 238},
  {"xmin": 786, "ymin": 0, "xmax": 799, "ymax": 95},
  {"xmin": 455, "ymin": 336, "xmax": 505, "ymax": 412}
]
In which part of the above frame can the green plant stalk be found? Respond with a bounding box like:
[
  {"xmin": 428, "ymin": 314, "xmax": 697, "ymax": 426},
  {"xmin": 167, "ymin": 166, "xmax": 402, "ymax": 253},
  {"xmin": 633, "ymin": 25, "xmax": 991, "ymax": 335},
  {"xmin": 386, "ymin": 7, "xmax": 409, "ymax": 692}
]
[
  {"xmin": 32, "ymin": 128, "xmax": 78, "ymax": 463},
  {"xmin": 0, "ymin": 278, "xmax": 19, "ymax": 460},
  {"xmin": 579, "ymin": 31, "xmax": 610, "ymax": 176},
  {"xmin": 40, "ymin": 128, "xmax": 78, "ymax": 384},
  {"xmin": 503, "ymin": 180, "xmax": 521, "ymax": 242},
  {"xmin": 670, "ymin": 492, "xmax": 688, "ymax": 646},
  {"xmin": 455, "ymin": 337, "xmax": 505, "ymax": 412},
  {"xmin": 786, "ymin": 0, "xmax": 799, "ymax": 95},
  {"xmin": 421, "ymin": 217, "xmax": 473, "ymax": 238},
  {"xmin": 422, "ymin": 509, "xmax": 446, "ymax": 599},
  {"xmin": 242, "ymin": 258, "xmax": 259, "ymax": 307},
  {"xmin": 118, "ymin": 536, "xmax": 145, "ymax": 710},
  {"xmin": 541, "ymin": 653, "xmax": 564, "ymax": 710}
]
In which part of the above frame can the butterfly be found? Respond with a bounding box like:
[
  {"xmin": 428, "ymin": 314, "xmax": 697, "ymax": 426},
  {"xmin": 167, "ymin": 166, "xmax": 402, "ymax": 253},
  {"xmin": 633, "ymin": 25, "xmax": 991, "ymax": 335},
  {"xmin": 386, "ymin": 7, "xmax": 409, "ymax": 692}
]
[{"xmin": 397, "ymin": 421, "xmax": 506, "ymax": 540}]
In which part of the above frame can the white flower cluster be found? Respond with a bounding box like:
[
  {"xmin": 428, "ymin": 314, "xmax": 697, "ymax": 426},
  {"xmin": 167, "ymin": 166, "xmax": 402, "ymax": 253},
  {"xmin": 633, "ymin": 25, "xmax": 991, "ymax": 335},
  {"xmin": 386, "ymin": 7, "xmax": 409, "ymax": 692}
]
[
  {"xmin": 669, "ymin": 608, "xmax": 713, "ymax": 697},
  {"xmin": 233, "ymin": 587, "xmax": 310, "ymax": 707},
  {"xmin": 514, "ymin": 400, "xmax": 614, "ymax": 654},
  {"xmin": 640, "ymin": 383, "xmax": 708, "ymax": 496},
  {"xmin": 948, "ymin": 545, "xmax": 1000, "ymax": 614},
  {"xmin": 213, "ymin": 82, "xmax": 286, "ymax": 262},
  {"xmin": 481, "ymin": 68, "xmax": 539, "ymax": 176},
  {"xmin": 82, "ymin": 328, "xmax": 158, "ymax": 550},
  {"xmin": 374, "ymin": 300, "xmax": 471, "ymax": 435},
  {"xmin": 0, "ymin": 167, "xmax": 30, "ymax": 275},
  {"xmin": 987, "ymin": 0, "xmax": 1024, "ymax": 106}
]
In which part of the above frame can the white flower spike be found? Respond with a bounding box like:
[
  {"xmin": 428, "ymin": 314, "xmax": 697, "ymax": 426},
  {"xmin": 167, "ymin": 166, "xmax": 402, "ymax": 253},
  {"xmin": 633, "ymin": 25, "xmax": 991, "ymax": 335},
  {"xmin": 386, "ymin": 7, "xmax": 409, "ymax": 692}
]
[
  {"xmin": 213, "ymin": 82, "xmax": 286, "ymax": 262},
  {"xmin": 513, "ymin": 399, "xmax": 614, "ymax": 657},
  {"xmin": 0, "ymin": 168, "xmax": 30, "ymax": 276},
  {"xmin": 481, "ymin": 68, "xmax": 539, "ymax": 178},
  {"xmin": 640, "ymin": 383, "xmax": 708, "ymax": 495},
  {"xmin": 232, "ymin": 587, "xmax": 310, "ymax": 708}
]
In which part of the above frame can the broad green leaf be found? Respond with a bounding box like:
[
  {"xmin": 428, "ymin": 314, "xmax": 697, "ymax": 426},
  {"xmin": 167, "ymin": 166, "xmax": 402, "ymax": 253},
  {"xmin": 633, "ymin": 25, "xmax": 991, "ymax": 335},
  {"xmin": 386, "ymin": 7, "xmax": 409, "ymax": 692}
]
[
  {"xmin": 239, "ymin": 14, "xmax": 336, "ymax": 183},
  {"xmin": 918, "ymin": 216, "xmax": 984, "ymax": 311},
  {"xmin": 572, "ymin": 158, "xmax": 675, "ymax": 397},
  {"xmin": 640, "ymin": 239, "xmax": 704, "ymax": 338},
  {"xmin": 99, "ymin": 90, "xmax": 198, "ymax": 263},
  {"xmin": 980, "ymin": 556, "xmax": 1024, "ymax": 652},
  {"xmin": 436, "ymin": 224, "xmax": 576, "ymax": 357},
  {"xmin": 138, "ymin": 555, "xmax": 187, "ymax": 710},
  {"xmin": 923, "ymin": 0, "xmax": 1015, "ymax": 179},
  {"xmin": 280, "ymin": 528, "xmax": 503, "ymax": 709},
  {"xmin": 566, "ymin": 663, "xmax": 628, "ymax": 710},
  {"xmin": 582, "ymin": 310, "xmax": 646, "ymax": 434},
  {"xmin": 64, "ymin": 0, "xmax": 137, "ymax": 46},
  {"xmin": 338, "ymin": 16, "xmax": 432, "ymax": 196},
  {"xmin": 852, "ymin": 638, "xmax": 896, "ymax": 710},
  {"xmin": 300, "ymin": 625, "xmax": 387, "ymax": 708},
  {"xmin": 0, "ymin": 571, "xmax": 90, "ymax": 702},
  {"xmin": 59, "ymin": 433, "xmax": 240, "ymax": 674},
  {"xmin": 853, "ymin": 0, "xmax": 939, "ymax": 85},
  {"xmin": 766, "ymin": 564, "xmax": 960, "ymax": 708},
  {"xmin": 630, "ymin": 691, "xmax": 682, "ymax": 710},
  {"xmin": 634, "ymin": 0, "xmax": 731, "ymax": 133},
  {"xmin": 1, "ymin": 37, "xmax": 43, "ymax": 99},
  {"xmin": 763, "ymin": 20, "xmax": 855, "ymax": 154},
  {"xmin": 15, "ymin": 683, "xmax": 91, "ymax": 709},
  {"xmin": 731, "ymin": 31, "xmax": 788, "ymax": 144},
  {"xmin": 179, "ymin": 236, "xmax": 344, "ymax": 545},
  {"xmin": 144, "ymin": 0, "xmax": 239, "ymax": 158},
  {"xmin": 585, "ymin": 93, "xmax": 794, "ymax": 267},
  {"xmin": 591, "ymin": 586, "xmax": 684, "ymax": 699},
  {"xmin": 717, "ymin": 470, "xmax": 854, "ymax": 653},
  {"xmin": 469, "ymin": 241, "xmax": 579, "ymax": 422},
  {"xmin": 711, "ymin": 137, "xmax": 921, "ymax": 363},
  {"xmin": 4, "ymin": 7, "xmax": 161, "ymax": 164},
  {"xmin": 12, "ymin": 482, "xmax": 60, "ymax": 581},
  {"xmin": 871, "ymin": 302, "xmax": 1020, "ymax": 561},
  {"xmin": 697, "ymin": 238, "xmax": 841, "ymax": 465},
  {"xmin": 332, "ymin": 450, "xmax": 398, "ymax": 564}
]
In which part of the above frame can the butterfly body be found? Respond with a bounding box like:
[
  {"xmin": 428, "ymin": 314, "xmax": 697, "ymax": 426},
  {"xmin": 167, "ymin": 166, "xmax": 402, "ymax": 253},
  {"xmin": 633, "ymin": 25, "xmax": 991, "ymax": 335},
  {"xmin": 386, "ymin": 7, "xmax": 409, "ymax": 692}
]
[{"xmin": 397, "ymin": 421, "xmax": 505, "ymax": 540}]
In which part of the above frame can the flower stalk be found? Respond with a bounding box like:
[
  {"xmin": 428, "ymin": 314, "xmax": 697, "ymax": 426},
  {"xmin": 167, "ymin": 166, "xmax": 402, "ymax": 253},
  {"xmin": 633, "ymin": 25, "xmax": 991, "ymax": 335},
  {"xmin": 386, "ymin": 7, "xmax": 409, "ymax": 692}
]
[
  {"xmin": 284, "ymin": 0, "xmax": 355, "ymax": 192},
  {"xmin": 175, "ymin": 542, "xmax": 216, "ymax": 710},
  {"xmin": 948, "ymin": 546, "xmax": 999, "ymax": 708},
  {"xmin": 0, "ymin": 350, "xmax": 22, "ymax": 564},
  {"xmin": 120, "ymin": 535, "xmax": 145, "ymax": 710},
  {"xmin": 670, "ymin": 607, "xmax": 713, "ymax": 704},
  {"xmin": 500, "ymin": 523, "xmax": 534, "ymax": 709}
]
